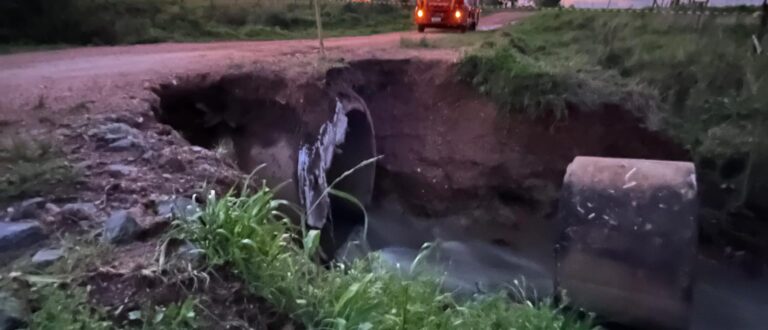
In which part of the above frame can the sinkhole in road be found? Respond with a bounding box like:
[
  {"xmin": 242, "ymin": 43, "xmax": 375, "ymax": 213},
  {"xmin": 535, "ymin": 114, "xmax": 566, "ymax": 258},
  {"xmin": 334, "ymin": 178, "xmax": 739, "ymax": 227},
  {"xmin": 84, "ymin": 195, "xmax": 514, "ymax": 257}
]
[{"xmin": 148, "ymin": 58, "xmax": 766, "ymax": 330}]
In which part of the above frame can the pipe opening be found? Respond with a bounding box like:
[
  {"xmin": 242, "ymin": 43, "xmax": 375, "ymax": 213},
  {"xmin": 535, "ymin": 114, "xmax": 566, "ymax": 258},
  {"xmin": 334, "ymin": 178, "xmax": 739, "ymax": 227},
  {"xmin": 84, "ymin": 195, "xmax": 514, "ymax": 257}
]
[{"xmin": 321, "ymin": 109, "xmax": 377, "ymax": 256}]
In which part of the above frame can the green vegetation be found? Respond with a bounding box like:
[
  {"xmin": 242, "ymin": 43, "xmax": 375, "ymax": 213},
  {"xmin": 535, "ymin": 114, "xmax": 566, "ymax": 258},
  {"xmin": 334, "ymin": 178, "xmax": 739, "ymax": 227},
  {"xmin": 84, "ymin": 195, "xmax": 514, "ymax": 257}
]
[
  {"xmin": 26, "ymin": 285, "xmax": 198, "ymax": 330},
  {"xmin": 172, "ymin": 184, "xmax": 592, "ymax": 329},
  {"xmin": 27, "ymin": 286, "xmax": 113, "ymax": 330},
  {"xmin": 0, "ymin": 136, "xmax": 78, "ymax": 203},
  {"xmin": 457, "ymin": 10, "xmax": 768, "ymax": 254},
  {"xmin": 0, "ymin": 0, "xmax": 411, "ymax": 47},
  {"xmin": 459, "ymin": 11, "xmax": 768, "ymax": 149}
]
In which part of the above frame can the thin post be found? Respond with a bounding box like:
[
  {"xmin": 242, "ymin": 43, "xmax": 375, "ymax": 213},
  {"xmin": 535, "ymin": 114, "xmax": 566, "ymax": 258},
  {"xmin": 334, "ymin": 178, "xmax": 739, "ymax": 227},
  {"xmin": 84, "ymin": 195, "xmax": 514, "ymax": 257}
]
[{"xmin": 314, "ymin": 0, "xmax": 326, "ymax": 57}]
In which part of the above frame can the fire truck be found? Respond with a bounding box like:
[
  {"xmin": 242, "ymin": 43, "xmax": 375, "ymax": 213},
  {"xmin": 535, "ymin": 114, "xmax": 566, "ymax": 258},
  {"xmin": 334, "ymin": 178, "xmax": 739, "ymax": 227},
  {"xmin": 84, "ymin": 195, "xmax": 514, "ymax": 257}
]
[{"xmin": 414, "ymin": 0, "xmax": 481, "ymax": 33}]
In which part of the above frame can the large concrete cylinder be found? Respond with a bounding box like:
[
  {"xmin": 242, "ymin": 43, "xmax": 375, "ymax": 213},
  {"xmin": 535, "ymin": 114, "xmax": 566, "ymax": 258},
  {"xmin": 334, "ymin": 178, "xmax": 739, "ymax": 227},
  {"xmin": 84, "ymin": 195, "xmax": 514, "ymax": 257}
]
[{"xmin": 555, "ymin": 157, "xmax": 698, "ymax": 329}]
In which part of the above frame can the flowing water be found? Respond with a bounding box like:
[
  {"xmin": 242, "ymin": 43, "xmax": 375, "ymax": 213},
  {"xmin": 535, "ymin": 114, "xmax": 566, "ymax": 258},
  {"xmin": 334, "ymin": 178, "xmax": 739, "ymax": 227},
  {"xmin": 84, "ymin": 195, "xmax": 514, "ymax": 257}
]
[{"xmin": 338, "ymin": 197, "xmax": 768, "ymax": 329}]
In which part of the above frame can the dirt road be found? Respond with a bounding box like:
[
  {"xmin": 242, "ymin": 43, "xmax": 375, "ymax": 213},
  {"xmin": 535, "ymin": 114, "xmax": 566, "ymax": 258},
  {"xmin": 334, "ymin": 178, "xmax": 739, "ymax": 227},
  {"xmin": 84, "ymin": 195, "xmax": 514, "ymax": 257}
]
[{"xmin": 0, "ymin": 11, "xmax": 529, "ymax": 128}]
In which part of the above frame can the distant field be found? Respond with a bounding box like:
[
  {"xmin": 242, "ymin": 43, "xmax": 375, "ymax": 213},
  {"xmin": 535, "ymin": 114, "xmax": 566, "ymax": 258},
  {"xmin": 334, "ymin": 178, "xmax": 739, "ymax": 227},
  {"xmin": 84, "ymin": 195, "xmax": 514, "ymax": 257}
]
[{"xmin": 0, "ymin": 0, "xmax": 413, "ymax": 49}]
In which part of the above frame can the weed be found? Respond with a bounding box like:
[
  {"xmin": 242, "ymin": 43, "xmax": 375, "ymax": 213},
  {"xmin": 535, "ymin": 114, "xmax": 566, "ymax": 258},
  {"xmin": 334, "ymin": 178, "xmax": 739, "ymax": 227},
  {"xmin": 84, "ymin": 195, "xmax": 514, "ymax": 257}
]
[
  {"xmin": 172, "ymin": 183, "xmax": 594, "ymax": 329},
  {"xmin": 130, "ymin": 298, "xmax": 199, "ymax": 330},
  {"xmin": 25, "ymin": 284, "xmax": 200, "ymax": 330},
  {"xmin": 27, "ymin": 286, "xmax": 113, "ymax": 330},
  {"xmin": 0, "ymin": 136, "xmax": 78, "ymax": 203}
]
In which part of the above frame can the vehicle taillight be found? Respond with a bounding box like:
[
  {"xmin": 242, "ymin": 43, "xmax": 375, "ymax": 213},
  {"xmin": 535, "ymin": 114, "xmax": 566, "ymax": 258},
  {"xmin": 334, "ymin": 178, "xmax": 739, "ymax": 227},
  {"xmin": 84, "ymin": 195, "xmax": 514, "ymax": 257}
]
[
  {"xmin": 455, "ymin": 10, "xmax": 462, "ymax": 19},
  {"xmin": 417, "ymin": 9, "xmax": 424, "ymax": 18}
]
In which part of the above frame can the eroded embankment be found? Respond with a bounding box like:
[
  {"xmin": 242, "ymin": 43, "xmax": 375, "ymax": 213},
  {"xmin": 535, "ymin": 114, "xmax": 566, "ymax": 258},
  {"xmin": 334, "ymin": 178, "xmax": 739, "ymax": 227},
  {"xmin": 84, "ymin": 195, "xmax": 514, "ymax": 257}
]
[{"xmin": 150, "ymin": 58, "xmax": 688, "ymax": 258}]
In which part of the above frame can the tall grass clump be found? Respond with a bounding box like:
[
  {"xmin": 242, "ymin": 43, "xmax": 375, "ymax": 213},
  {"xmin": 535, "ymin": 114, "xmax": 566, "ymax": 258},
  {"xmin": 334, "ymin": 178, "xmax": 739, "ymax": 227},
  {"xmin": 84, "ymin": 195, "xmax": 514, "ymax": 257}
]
[{"xmin": 172, "ymin": 183, "xmax": 593, "ymax": 329}]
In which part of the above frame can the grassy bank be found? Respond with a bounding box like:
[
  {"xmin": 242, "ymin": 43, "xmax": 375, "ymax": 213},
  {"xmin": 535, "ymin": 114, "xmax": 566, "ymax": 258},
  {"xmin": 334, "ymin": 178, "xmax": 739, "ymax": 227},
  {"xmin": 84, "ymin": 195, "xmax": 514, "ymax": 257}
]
[
  {"xmin": 454, "ymin": 10, "xmax": 768, "ymax": 255},
  {"xmin": 458, "ymin": 11, "xmax": 767, "ymax": 147},
  {"xmin": 0, "ymin": 0, "xmax": 411, "ymax": 48},
  {"xmin": 171, "ymin": 185, "xmax": 593, "ymax": 330}
]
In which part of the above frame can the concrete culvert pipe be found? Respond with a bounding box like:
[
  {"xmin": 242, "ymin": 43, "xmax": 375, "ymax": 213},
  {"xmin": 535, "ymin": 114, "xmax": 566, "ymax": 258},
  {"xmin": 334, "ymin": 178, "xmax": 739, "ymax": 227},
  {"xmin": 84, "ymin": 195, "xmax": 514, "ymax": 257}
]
[
  {"xmin": 555, "ymin": 156, "xmax": 698, "ymax": 330},
  {"xmin": 150, "ymin": 73, "xmax": 377, "ymax": 256}
]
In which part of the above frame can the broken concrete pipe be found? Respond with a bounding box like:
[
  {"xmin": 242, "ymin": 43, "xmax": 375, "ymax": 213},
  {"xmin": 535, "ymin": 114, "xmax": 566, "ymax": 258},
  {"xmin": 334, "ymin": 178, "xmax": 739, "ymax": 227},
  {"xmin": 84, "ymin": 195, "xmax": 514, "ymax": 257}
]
[
  {"xmin": 151, "ymin": 73, "xmax": 377, "ymax": 253},
  {"xmin": 555, "ymin": 157, "xmax": 698, "ymax": 330}
]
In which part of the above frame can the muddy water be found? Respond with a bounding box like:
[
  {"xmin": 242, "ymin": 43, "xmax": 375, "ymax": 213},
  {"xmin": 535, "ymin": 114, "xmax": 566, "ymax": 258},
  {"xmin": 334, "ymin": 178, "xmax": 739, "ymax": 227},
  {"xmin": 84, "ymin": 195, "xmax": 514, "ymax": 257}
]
[{"xmin": 351, "ymin": 197, "xmax": 768, "ymax": 329}]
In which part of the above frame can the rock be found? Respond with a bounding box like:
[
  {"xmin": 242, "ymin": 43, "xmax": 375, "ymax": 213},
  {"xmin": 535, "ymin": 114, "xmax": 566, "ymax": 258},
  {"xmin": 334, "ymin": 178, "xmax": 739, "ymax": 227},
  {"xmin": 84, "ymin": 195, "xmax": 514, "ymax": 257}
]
[
  {"xmin": 105, "ymin": 164, "xmax": 138, "ymax": 178},
  {"xmin": 0, "ymin": 291, "xmax": 27, "ymax": 330},
  {"xmin": 31, "ymin": 248, "xmax": 64, "ymax": 268},
  {"xmin": 104, "ymin": 113, "xmax": 144, "ymax": 128},
  {"xmin": 141, "ymin": 151, "xmax": 156, "ymax": 161},
  {"xmin": 0, "ymin": 221, "xmax": 47, "ymax": 251},
  {"xmin": 107, "ymin": 137, "xmax": 144, "ymax": 152},
  {"xmin": 102, "ymin": 211, "xmax": 141, "ymax": 244},
  {"xmin": 12, "ymin": 198, "xmax": 47, "ymax": 221},
  {"xmin": 44, "ymin": 203, "xmax": 60, "ymax": 215},
  {"xmin": 160, "ymin": 155, "xmax": 186, "ymax": 173},
  {"xmin": 174, "ymin": 240, "xmax": 203, "ymax": 265},
  {"xmin": 59, "ymin": 203, "xmax": 98, "ymax": 222},
  {"xmin": 88, "ymin": 123, "xmax": 141, "ymax": 143},
  {"xmin": 156, "ymin": 197, "xmax": 200, "ymax": 220}
]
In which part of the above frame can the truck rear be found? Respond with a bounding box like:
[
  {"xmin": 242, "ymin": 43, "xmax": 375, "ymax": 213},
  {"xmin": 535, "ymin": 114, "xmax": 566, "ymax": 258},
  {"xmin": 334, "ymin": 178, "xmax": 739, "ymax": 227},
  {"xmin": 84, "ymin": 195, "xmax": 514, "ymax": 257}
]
[{"xmin": 414, "ymin": 0, "xmax": 481, "ymax": 33}]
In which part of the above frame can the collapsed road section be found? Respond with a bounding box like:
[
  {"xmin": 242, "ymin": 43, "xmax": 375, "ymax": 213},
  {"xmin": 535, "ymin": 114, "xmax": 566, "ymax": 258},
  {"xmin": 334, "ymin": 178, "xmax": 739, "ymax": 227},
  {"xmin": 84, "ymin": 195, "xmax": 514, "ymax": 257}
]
[{"xmin": 151, "ymin": 58, "xmax": 713, "ymax": 329}]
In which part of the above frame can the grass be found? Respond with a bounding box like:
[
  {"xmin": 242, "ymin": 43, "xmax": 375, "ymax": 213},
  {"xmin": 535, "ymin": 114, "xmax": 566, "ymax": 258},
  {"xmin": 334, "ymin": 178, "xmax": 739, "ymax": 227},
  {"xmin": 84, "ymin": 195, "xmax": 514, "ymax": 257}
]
[
  {"xmin": 0, "ymin": 1, "xmax": 412, "ymax": 47},
  {"xmin": 0, "ymin": 136, "xmax": 78, "ymax": 204},
  {"xmin": 453, "ymin": 10, "xmax": 768, "ymax": 255},
  {"xmin": 171, "ymin": 184, "xmax": 594, "ymax": 329},
  {"xmin": 25, "ymin": 285, "xmax": 198, "ymax": 330},
  {"xmin": 456, "ymin": 11, "xmax": 768, "ymax": 149}
]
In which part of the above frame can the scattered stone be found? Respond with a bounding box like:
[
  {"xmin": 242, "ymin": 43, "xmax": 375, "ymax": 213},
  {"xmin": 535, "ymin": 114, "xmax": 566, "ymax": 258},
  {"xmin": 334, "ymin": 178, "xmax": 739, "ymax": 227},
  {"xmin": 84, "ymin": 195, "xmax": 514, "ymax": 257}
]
[
  {"xmin": 105, "ymin": 164, "xmax": 138, "ymax": 178},
  {"xmin": 44, "ymin": 203, "xmax": 61, "ymax": 215},
  {"xmin": 31, "ymin": 248, "xmax": 64, "ymax": 268},
  {"xmin": 104, "ymin": 113, "xmax": 144, "ymax": 128},
  {"xmin": 0, "ymin": 221, "xmax": 47, "ymax": 251},
  {"xmin": 174, "ymin": 240, "xmax": 203, "ymax": 265},
  {"xmin": 9, "ymin": 197, "xmax": 47, "ymax": 221},
  {"xmin": 102, "ymin": 211, "xmax": 141, "ymax": 244},
  {"xmin": 141, "ymin": 151, "xmax": 156, "ymax": 161},
  {"xmin": 107, "ymin": 137, "xmax": 144, "ymax": 152},
  {"xmin": 88, "ymin": 123, "xmax": 141, "ymax": 143},
  {"xmin": 0, "ymin": 291, "xmax": 27, "ymax": 330},
  {"xmin": 59, "ymin": 202, "xmax": 98, "ymax": 222},
  {"xmin": 156, "ymin": 197, "xmax": 200, "ymax": 220},
  {"xmin": 160, "ymin": 155, "xmax": 186, "ymax": 173}
]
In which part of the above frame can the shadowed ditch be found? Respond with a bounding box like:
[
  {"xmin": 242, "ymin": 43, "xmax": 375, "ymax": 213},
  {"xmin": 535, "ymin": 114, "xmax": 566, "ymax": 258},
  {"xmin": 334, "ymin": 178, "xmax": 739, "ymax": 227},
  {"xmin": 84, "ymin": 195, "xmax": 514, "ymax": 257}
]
[{"xmin": 150, "ymin": 59, "xmax": 768, "ymax": 330}]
